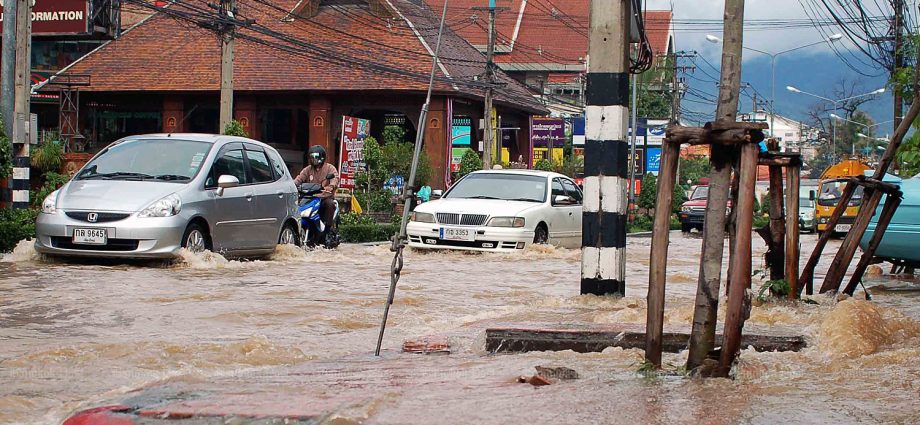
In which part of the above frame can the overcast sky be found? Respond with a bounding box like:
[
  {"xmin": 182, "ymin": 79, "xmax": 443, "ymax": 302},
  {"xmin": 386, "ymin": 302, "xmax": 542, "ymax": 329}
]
[{"xmin": 647, "ymin": 0, "xmax": 852, "ymax": 60}]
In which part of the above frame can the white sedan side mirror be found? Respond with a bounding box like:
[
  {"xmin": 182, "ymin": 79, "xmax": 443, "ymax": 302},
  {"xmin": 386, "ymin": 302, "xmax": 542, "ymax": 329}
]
[
  {"xmin": 216, "ymin": 174, "xmax": 240, "ymax": 197},
  {"xmin": 553, "ymin": 195, "xmax": 576, "ymax": 206},
  {"xmin": 431, "ymin": 189, "xmax": 443, "ymax": 199}
]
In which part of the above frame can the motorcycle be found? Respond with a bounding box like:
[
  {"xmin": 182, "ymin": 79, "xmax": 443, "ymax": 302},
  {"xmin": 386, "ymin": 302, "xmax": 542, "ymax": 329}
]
[{"xmin": 297, "ymin": 175, "xmax": 341, "ymax": 249}]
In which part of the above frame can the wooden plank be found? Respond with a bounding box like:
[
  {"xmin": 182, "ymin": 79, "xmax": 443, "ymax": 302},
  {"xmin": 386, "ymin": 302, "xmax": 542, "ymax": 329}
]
[
  {"xmin": 798, "ymin": 180, "xmax": 856, "ymax": 296},
  {"xmin": 767, "ymin": 164, "xmax": 786, "ymax": 281},
  {"xmin": 645, "ymin": 141, "xmax": 680, "ymax": 368},
  {"xmin": 843, "ymin": 193, "xmax": 902, "ymax": 295},
  {"xmin": 665, "ymin": 127, "xmax": 765, "ymax": 146},
  {"xmin": 820, "ymin": 189, "xmax": 884, "ymax": 293},
  {"xmin": 719, "ymin": 142, "xmax": 759, "ymax": 376},
  {"xmin": 486, "ymin": 326, "xmax": 806, "ymax": 354},
  {"xmin": 785, "ymin": 166, "xmax": 801, "ymax": 298},
  {"xmin": 707, "ymin": 121, "xmax": 770, "ymax": 131}
]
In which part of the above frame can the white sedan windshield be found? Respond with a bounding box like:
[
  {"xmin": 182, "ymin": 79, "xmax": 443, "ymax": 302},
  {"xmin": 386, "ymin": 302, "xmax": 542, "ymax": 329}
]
[{"xmin": 446, "ymin": 173, "xmax": 547, "ymax": 202}]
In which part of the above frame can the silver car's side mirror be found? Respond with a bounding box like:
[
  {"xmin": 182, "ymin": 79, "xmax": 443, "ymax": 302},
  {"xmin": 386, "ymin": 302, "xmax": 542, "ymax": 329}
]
[
  {"xmin": 216, "ymin": 174, "xmax": 240, "ymax": 197},
  {"xmin": 553, "ymin": 195, "xmax": 575, "ymax": 205},
  {"xmin": 431, "ymin": 189, "xmax": 443, "ymax": 199}
]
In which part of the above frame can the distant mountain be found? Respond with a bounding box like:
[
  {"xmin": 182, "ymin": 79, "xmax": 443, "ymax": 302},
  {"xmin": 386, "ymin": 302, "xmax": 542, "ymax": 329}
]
[{"xmin": 684, "ymin": 52, "xmax": 895, "ymax": 135}]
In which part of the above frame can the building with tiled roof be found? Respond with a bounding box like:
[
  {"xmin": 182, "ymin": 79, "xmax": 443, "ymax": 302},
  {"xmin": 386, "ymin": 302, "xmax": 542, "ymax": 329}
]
[
  {"xmin": 423, "ymin": 0, "xmax": 674, "ymax": 114},
  {"xmin": 44, "ymin": 0, "xmax": 549, "ymax": 188}
]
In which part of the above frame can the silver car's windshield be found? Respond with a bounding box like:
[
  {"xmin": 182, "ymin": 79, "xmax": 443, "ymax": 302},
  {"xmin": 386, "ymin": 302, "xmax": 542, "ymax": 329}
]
[
  {"xmin": 445, "ymin": 173, "xmax": 547, "ymax": 202},
  {"xmin": 77, "ymin": 139, "xmax": 212, "ymax": 182}
]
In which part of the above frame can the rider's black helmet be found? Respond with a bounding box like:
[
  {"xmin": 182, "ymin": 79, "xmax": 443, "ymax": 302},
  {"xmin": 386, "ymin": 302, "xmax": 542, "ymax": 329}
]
[{"xmin": 308, "ymin": 145, "xmax": 326, "ymax": 167}]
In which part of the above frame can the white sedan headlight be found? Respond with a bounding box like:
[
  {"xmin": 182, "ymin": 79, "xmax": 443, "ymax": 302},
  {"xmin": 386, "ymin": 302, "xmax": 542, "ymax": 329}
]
[
  {"xmin": 41, "ymin": 190, "xmax": 59, "ymax": 214},
  {"xmin": 487, "ymin": 217, "xmax": 525, "ymax": 227},
  {"xmin": 138, "ymin": 193, "xmax": 181, "ymax": 218},
  {"xmin": 410, "ymin": 212, "xmax": 435, "ymax": 223}
]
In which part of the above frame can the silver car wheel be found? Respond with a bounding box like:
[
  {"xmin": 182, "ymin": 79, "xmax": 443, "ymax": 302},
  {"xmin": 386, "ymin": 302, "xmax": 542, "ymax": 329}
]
[
  {"xmin": 186, "ymin": 230, "xmax": 206, "ymax": 253},
  {"xmin": 280, "ymin": 226, "xmax": 297, "ymax": 245}
]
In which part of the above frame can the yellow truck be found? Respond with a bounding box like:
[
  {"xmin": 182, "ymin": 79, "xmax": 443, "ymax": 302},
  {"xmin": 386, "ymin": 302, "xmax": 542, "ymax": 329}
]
[{"xmin": 811, "ymin": 159, "xmax": 871, "ymax": 234}]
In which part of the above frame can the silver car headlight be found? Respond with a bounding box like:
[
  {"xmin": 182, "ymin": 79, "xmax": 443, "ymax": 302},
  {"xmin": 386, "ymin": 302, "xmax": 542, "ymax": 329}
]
[
  {"xmin": 487, "ymin": 217, "xmax": 525, "ymax": 227},
  {"xmin": 41, "ymin": 190, "xmax": 59, "ymax": 214},
  {"xmin": 138, "ymin": 193, "xmax": 181, "ymax": 218},
  {"xmin": 410, "ymin": 212, "xmax": 435, "ymax": 223}
]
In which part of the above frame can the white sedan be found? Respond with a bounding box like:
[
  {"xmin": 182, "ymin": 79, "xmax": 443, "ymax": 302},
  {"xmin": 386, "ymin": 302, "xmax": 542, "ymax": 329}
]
[{"xmin": 407, "ymin": 170, "xmax": 583, "ymax": 252}]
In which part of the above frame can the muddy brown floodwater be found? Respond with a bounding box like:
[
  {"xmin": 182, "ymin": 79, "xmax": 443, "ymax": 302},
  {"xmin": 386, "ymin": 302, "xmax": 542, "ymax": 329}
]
[{"xmin": 1, "ymin": 232, "xmax": 918, "ymax": 424}]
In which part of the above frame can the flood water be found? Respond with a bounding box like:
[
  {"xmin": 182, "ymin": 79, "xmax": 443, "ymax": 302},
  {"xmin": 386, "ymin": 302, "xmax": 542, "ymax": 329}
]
[{"xmin": 1, "ymin": 232, "xmax": 918, "ymax": 424}]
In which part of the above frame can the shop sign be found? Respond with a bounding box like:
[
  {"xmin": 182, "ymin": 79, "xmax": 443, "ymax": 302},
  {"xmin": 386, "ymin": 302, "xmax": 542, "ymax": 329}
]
[
  {"xmin": 0, "ymin": 0, "xmax": 91, "ymax": 35},
  {"xmin": 339, "ymin": 115, "xmax": 370, "ymax": 190}
]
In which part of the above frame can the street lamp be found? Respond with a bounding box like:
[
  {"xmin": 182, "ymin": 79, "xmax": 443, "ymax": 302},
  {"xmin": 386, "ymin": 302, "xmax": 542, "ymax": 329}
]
[
  {"xmin": 788, "ymin": 86, "xmax": 885, "ymax": 160},
  {"xmin": 706, "ymin": 33, "xmax": 843, "ymax": 138},
  {"xmin": 830, "ymin": 114, "xmax": 892, "ymax": 156}
]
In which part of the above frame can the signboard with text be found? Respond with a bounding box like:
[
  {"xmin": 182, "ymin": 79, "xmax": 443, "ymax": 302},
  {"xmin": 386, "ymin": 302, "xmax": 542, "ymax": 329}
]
[
  {"xmin": 339, "ymin": 116, "xmax": 370, "ymax": 190},
  {"xmin": 0, "ymin": 0, "xmax": 91, "ymax": 36},
  {"xmin": 646, "ymin": 147, "xmax": 661, "ymax": 174},
  {"xmin": 530, "ymin": 117, "xmax": 565, "ymax": 149},
  {"xmin": 629, "ymin": 147, "xmax": 645, "ymax": 176}
]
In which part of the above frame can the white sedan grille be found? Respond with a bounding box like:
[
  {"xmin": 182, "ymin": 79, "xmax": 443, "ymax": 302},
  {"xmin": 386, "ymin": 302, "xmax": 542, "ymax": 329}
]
[{"xmin": 436, "ymin": 213, "xmax": 488, "ymax": 226}]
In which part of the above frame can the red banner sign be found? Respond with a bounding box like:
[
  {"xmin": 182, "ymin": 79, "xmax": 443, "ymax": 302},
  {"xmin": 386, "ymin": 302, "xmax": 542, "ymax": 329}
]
[
  {"xmin": 0, "ymin": 0, "xmax": 90, "ymax": 35},
  {"xmin": 339, "ymin": 116, "xmax": 370, "ymax": 190}
]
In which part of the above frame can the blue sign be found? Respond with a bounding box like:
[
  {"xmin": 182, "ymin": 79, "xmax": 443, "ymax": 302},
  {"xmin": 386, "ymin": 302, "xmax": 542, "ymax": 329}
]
[
  {"xmin": 646, "ymin": 147, "xmax": 662, "ymax": 173},
  {"xmin": 573, "ymin": 117, "xmax": 586, "ymax": 146}
]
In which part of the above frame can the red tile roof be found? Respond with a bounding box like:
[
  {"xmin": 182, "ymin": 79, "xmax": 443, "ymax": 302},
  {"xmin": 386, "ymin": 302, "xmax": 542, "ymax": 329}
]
[
  {"xmin": 53, "ymin": 0, "xmax": 545, "ymax": 113},
  {"xmin": 424, "ymin": 1, "xmax": 672, "ymax": 68}
]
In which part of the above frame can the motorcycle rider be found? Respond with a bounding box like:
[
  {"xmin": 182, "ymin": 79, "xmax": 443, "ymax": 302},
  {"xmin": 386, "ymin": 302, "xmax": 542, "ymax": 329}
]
[{"xmin": 294, "ymin": 145, "xmax": 339, "ymax": 235}]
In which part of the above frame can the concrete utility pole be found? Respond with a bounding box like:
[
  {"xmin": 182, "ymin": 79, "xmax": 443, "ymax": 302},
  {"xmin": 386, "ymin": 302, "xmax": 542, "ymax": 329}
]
[
  {"xmin": 685, "ymin": 0, "xmax": 746, "ymax": 372},
  {"xmin": 219, "ymin": 0, "xmax": 236, "ymax": 133},
  {"xmin": 670, "ymin": 53, "xmax": 680, "ymax": 124},
  {"xmin": 2, "ymin": 0, "xmax": 16, "ymax": 138},
  {"xmin": 1, "ymin": 0, "xmax": 17, "ymax": 207},
  {"xmin": 893, "ymin": 0, "xmax": 904, "ymax": 130},
  {"xmin": 11, "ymin": 0, "xmax": 32, "ymax": 209},
  {"xmin": 580, "ymin": 0, "xmax": 630, "ymax": 296},
  {"xmin": 480, "ymin": 1, "xmax": 497, "ymax": 169}
]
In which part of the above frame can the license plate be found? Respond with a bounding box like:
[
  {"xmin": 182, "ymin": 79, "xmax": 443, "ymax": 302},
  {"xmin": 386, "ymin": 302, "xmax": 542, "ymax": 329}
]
[
  {"xmin": 439, "ymin": 227, "xmax": 475, "ymax": 242},
  {"xmin": 835, "ymin": 224, "xmax": 852, "ymax": 233},
  {"xmin": 73, "ymin": 228, "xmax": 108, "ymax": 245}
]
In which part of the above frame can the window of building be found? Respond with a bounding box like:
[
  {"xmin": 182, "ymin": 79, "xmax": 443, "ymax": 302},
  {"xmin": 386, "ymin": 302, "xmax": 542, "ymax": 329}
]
[{"xmin": 262, "ymin": 109, "xmax": 294, "ymax": 145}]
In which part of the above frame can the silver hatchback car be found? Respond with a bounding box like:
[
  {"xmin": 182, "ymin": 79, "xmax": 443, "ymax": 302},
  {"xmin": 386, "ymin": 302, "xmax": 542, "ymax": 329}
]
[{"xmin": 34, "ymin": 134, "xmax": 301, "ymax": 258}]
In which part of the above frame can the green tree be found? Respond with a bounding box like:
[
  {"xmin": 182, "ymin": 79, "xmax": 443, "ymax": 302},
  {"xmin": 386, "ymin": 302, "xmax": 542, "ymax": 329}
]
[
  {"xmin": 534, "ymin": 158, "xmax": 555, "ymax": 171},
  {"xmin": 382, "ymin": 125, "xmax": 407, "ymax": 145},
  {"xmin": 458, "ymin": 149, "xmax": 481, "ymax": 178},
  {"xmin": 0, "ymin": 116, "xmax": 11, "ymax": 180},
  {"xmin": 678, "ymin": 155, "xmax": 712, "ymax": 186},
  {"xmin": 897, "ymin": 117, "xmax": 920, "ymax": 177},
  {"xmin": 637, "ymin": 172, "xmax": 657, "ymax": 209},
  {"xmin": 223, "ymin": 120, "xmax": 249, "ymax": 137}
]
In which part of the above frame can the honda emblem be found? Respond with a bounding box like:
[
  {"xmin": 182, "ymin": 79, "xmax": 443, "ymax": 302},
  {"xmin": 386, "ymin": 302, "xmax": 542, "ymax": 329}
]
[{"xmin": 87, "ymin": 213, "xmax": 98, "ymax": 223}]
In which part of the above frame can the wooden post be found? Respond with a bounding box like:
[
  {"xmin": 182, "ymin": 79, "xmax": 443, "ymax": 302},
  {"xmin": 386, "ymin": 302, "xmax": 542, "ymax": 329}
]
[
  {"xmin": 686, "ymin": 0, "xmax": 746, "ymax": 372},
  {"xmin": 767, "ymin": 164, "xmax": 786, "ymax": 281},
  {"xmin": 645, "ymin": 140, "xmax": 680, "ymax": 367},
  {"xmin": 725, "ymin": 159, "xmax": 740, "ymax": 296},
  {"xmin": 843, "ymin": 193, "xmax": 901, "ymax": 295},
  {"xmin": 785, "ymin": 165, "xmax": 800, "ymax": 298},
  {"xmin": 798, "ymin": 180, "xmax": 856, "ymax": 296},
  {"xmin": 718, "ymin": 141, "xmax": 759, "ymax": 377},
  {"xmin": 819, "ymin": 188, "xmax": 884, "ymax": 293}
]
